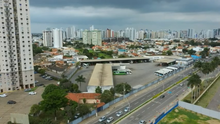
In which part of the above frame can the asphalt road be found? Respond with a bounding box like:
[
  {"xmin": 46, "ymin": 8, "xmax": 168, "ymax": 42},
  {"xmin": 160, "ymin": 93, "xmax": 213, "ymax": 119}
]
[
  {"xmin": 93, "ymin": 66, "xmax": 193, "ymax": 124},
  {"xmin": 119, "ymin": 80, "xmax": 188, "ymax": 124}
]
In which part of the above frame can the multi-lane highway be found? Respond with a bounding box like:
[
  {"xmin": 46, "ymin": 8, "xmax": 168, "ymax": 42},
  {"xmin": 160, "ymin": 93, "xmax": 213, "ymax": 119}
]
[
  {"xmin": 93, "ymin": 67, "xmax": 193, "ymax": 124},
  {"xmin": 119, "ymin": 80, "xmax": 189, "ymax": 124}
]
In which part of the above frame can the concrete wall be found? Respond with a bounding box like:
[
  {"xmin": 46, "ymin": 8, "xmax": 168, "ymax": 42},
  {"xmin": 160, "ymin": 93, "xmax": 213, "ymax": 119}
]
[
  {"xmin": 10, "ymin": 113, "xmax": 29, "ymax": 124},
  {"xmin": 179, "ymin": 101, "xmax": 220, "ymax": 120}
]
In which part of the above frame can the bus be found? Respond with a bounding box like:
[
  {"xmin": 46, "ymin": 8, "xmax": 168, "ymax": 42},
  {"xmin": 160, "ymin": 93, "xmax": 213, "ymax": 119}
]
[
  {"xmin": 155, "ymin": 69, "xmax": 172, "ymax": 77},
  {"xmin": 113, "ymin": 69, "xmax": 132, "ymax": 75}
]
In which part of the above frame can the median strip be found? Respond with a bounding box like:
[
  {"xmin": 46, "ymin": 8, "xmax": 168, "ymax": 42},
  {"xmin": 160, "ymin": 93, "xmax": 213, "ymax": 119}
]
[{"xmin": 113, "ymin": 75, "xmax": 190, "ymax": 124}]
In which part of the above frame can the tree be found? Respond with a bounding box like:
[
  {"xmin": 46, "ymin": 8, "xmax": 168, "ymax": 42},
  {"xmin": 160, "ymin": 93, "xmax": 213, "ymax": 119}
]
[
  {"xmin": 30, "ymin": 104, "xmax": 41, "ymax": 116},
  {"xmin": 95, "ymin": 86, "xmax": 102, "ymax": 94},
  {"xmin": 110, "ymin": 87, "xmax": 115, "ymax": 96},
  {"xmin": 187, "ymin": 74, "xmax": 201, "ymax": 103},
  {"xmin": 38, "ymin": 69, "xmax": 46, "ymax": 75},
  {"xmin": 118, "ymin": 54, "xmax": 127, "ymax": 58},
  {"xmin": 188, "ymin": 49, "xmax": 196, "ymax": 55},
  {"xmin": 77, "ymin": 104, "xmax": 91, "ymax": 116},
  {"xmin": 83, "ymin": 98, "xmax": 86, "ymax": 104},
  {"xmin": 75, "ymin": 75, "xmax": 86, "ymax": 89},
  {"xmin": 182, "ymin": 48, "xmax": 188, "ymax": 54},
  {"xmin": 42, "ymin": 84, "xmax": 62, "ymax": 99},
  {"xmin": 166, "ymin": 50, "xmax": 173, "ymax": 56},
  {"xmin": 40, "ymin": 88, "xmax": 68, "ymax": 121},
  {"xmin": 115, "ymin": 83, "xmax": 132, "ymax": 94},
  {"xmin": 100, "ymin": 90, "xmax": 114, "ymax": 103}
]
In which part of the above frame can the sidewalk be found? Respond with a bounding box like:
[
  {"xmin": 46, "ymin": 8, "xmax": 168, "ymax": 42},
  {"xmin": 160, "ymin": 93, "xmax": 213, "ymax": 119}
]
[{"xmin": 80, "ymin": 67, "xmax": 192, "ymax": 124}]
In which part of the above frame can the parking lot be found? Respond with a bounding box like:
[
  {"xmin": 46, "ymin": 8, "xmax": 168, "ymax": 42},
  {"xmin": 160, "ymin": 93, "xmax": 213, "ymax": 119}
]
[
  {"xmin": 70, "ymin": 66, "xmax": 94, "ymax": 92},
  {"xmin": 113, "ymin": 63, "xmax": 163, "ymax": 88},
  {"xmin": 70, "ymin": 63, "xmax": 164, "ymax": 92},
  {"xmin": 0, "ymin": 74, "xmax": 57, "ymax": 124}
]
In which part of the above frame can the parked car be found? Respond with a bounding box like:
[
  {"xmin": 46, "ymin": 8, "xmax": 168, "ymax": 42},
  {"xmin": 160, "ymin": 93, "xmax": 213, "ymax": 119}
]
[
  {"xmin": 0, "ymin": 94, "xmax": 7, "ymax": 97},
  {"xmin": 74, "ymin": 113, "xmax": 80, "ymax": 119},
  {"xmin": 161, "ymin": 95, "xmax": 165, "ymax": 98},
  {"xmin": 106, "ymin": 117, "xmax": 114, "ymax": 123},
  {"xmin": 124, "ymin": 107, "xmax": 130, "ymax": 112},
  {"xmin": 24, "ymin": 88, "xmax": 32, "ymax": 92},
  {"xmin": 35, "ymin": 80, "xmax": 39, "ymax": 83},
  {"xmin": 99, "ymin": 116, "xmax": 107, "ymax": 122},
  {"xmin": 41, "ymin": 75, "xmax": 47, "ymax": 78},
  {"xmin": 7, "ymin": 100, "xmax": 16, "ymax": 104},
  {"xmin": 36, "ymin": 83, "xmax": 44, "ymax": 87},
  {"xmin": 29, "ymin": 91, "xmax": 37, "ymax": 95},
  {"xmin": 139, "ymin": 120, "xmax": 146, "ymax": 124},
  {"xmin": 116, "ymin": 111, "xmax": 123, "ymax": 117}
]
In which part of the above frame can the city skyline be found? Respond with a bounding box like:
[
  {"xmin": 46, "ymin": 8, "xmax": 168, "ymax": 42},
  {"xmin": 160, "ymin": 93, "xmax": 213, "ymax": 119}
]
[{"xmin": 29, "ymin": 0, "xmax": 220, "ymax": 33}]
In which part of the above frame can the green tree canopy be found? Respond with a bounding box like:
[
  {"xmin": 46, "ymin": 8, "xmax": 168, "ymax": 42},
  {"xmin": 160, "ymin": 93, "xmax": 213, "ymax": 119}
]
[
  {"xmin": 115, "ymin": 83, "xmax": 132, "ymax": 94},
  {"xmin": 40, "ymin": 88, "xmax": 68, "ymax": 121},
  {"xmin": 95, "ymin": 86, "xmax": 102, "ymax": 94},
  {"xmin": 42, "ymin": 84, "xmax": 62, "ymax": 99},
  {"xmin": 29, "ymin": 104, "xmax": 41, "ymax": 116},
  {"xmin": 100, "ymin": 90, "xmax": 114, "ymax": 103},
  {"xmin": 188, "ymin": 49, "xmax": 196, "ymax": 55},
  {"xmin": 166, "ymin": 50, "xmax": 173, "ymax": 56}
]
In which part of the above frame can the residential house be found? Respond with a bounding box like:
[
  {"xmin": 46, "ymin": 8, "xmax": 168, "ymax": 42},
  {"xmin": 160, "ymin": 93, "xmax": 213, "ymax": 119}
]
[{"xmin": 66, "ymin": 93, "xmax": 105, "ymax": 108}]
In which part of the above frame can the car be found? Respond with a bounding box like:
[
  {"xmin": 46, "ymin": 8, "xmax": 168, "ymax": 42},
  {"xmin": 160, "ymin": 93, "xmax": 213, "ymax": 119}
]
[
  {"xmin": 139, "ymin": 120, "xmax": 146, "ymax": 124},
  {"xmin": 7, "ymin": 100, "xmax": 16, "ymax": 104},
  {"xmin": 29, "ymin": 91, "xmax": 37, "ymax": 95},
  {"xmin": 161, "ymin": 95, "xmax": 165, "ymax": 98},
  {"xmin": 116, "ymin": 111, "xmax": 123, "ymax": 117},
  {"xmin": 41, "ymin": 75, "xmax": 47, "ymax": 78},
  {"xmin": 0, "ymin": 94, "xmax": 7, "ymax": 97},
  {"xmin": 74, "ymin": 113, "xmax": 80, "ymax": 119},
  {"xmin": 124, "ymin": 107, "xmax": 130, "ymax": 112},
  {"xmin": 106, "ymin": 117, "xmax": 114, "ymax": 123},
  {"xmin": 36, "ymin": 83, "xmax": 44, "ymax": 87},
  {"xmin": 99, "ymin": 116, "xmax": 106, "ymax": 122},
  {"xmin": 24, "ymin": 88, "xmax": 32, "ymax": 92},
  {"xmin": 180, "ymin": 83, "xmax": 183, "ymax": 86},
  {"xmin": 35, "ymin": 80, "xmax": 39, "ymax": 83}
]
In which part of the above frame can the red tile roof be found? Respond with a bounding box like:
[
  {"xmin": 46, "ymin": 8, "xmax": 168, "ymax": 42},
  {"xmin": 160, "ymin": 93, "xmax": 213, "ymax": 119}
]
[{"xmin": 66, "ymin": 93, "xmax": 101, "ymax": 103}]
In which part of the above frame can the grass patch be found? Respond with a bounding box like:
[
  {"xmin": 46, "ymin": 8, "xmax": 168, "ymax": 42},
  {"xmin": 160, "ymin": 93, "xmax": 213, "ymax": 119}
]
[
  {"xmin": 158, "ymin": 107, "xmax": 220, "ymax": 124},
  {"xmin": 31, "ymin": 87, "xmax": 38, "ymax": 91},
  {"xmin": 196, "ymin": 76, "xmax": 220, "ymax": 108}
]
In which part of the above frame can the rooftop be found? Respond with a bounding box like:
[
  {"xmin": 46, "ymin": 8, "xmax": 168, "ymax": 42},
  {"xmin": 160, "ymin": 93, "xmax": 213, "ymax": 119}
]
[{"xmin": 88, "ymin": 64, "xmax": 113, "ymax": 86}]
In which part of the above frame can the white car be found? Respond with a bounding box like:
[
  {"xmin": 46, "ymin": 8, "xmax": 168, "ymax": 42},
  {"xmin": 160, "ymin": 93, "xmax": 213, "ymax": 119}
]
[
  {"xmin": 0, "ymin": 94, "xmax": 7, "ymax": 97},
  {"xmin": 107, "ymin": 117, "xmax": 114, "ymax": 123},
  {"xmin": 116, "ymin": 111, "xmax": 123, "ymax": 117},
  {"xmin": 99, "ymin": 116, "xmax": 106, "ymax": 122},
  {"xmin": 29, "ymin": 91, "xmax": 37, "ymax": 95}
]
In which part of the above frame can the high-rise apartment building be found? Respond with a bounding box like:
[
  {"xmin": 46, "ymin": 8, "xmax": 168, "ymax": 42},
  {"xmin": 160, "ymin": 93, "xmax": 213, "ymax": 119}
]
[
  {"xmin": 43, "ymin": 28, "xmax": 53, "ymax": 47},
  {"xmin": 83, "ymin": 29, "xmax": 102, "ymax": 46},
  {"xmin": 0, "ymin": 0, "xmax": 35, "ymax": 92},
  {"xmin": 52, "ymin": 28, "xmax": 63, "ymax": 48}
]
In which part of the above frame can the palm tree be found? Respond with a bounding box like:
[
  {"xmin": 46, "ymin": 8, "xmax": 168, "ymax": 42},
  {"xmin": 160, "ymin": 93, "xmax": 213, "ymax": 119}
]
[
  {"xmin": 75, "ymin": 75, "xmax": 86, "ymax": 89},
  {"xmin": 187, "ymin": 74, "xmax": 201, "ymax": 103}
]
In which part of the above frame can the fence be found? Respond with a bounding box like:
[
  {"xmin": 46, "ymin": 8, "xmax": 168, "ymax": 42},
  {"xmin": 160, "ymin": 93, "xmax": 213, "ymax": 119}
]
[
  {"xmin": 179, "ymin": 101, "xmax": 220, "ymax": 120},
  {"xmin": 69, "ymin": 65, "xmax": 192, "ymax": 124}
]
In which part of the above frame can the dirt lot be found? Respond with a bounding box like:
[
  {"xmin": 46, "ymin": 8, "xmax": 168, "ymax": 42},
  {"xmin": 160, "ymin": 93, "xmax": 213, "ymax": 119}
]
[{"xmin": 0, "ymin": 74, "xmax": 57, "ymax": 124}]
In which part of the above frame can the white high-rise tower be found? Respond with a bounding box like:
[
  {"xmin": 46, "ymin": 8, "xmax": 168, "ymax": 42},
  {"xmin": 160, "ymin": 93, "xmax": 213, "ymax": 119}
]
[{"xmin": 0, "ymin": 0, "xmax": 35, "ymax": 92}]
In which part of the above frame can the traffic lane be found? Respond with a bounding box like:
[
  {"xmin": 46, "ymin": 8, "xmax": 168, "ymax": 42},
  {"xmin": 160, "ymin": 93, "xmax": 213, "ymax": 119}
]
[
  {"xmin": 120, "ymin": 84, "xmax": 188, "ymax": 124},
  {"xmin": 93, "ymin": 69, "xmax": 192, "ymax": 124}
]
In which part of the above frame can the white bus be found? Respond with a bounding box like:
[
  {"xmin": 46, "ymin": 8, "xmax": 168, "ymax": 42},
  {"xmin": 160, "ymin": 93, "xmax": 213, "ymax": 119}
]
[
  {"xmin": 166, "ymin": 67, "xmax": 178, "ymax": 71},
  {"xmin": 155, "ymin": 69, "xmax": 171, "ymax": 77}
]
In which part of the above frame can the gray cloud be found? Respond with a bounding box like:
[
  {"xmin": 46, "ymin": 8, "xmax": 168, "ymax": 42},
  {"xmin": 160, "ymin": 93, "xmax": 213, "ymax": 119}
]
[{"xmin": 29, "ymin": 0, "xmax": 220, "ymax": 33}]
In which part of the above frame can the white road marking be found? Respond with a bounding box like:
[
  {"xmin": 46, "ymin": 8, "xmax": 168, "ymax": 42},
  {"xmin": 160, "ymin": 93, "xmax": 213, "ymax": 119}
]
[{"xmin": 147, "ymin": 107, "xmax": 150, "ymax": 109}]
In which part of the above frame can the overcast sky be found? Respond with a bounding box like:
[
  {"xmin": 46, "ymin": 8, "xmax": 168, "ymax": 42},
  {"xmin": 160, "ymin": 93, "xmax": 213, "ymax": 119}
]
[{"xmin": 29, "ymin": 0, "xmax": 220, "ymax": 33}]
